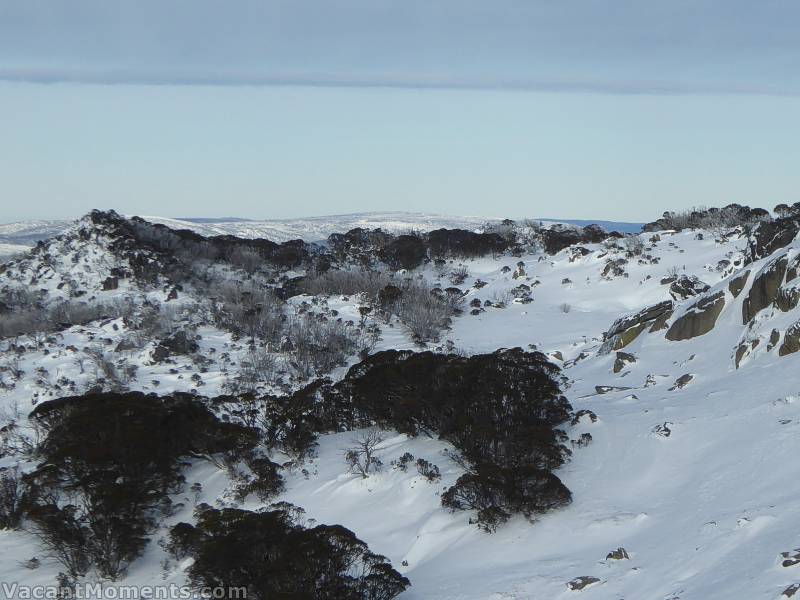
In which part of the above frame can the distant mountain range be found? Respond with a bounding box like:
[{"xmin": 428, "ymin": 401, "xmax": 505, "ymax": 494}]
[{"xmin": 0, "ymin": 212, "xmax": 643, "ymax": 256}]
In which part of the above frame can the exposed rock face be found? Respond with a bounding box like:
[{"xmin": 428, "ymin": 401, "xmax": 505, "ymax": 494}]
[
  {"xmin": 735, "ymin": 339, "xmax": 760, "ymax": 368},
  {"xmin": 787, "ymin": 254, "xmax": 800, "ymax": 282},
  {"xmin": 600, "ymin": 301, "xmax": 673, "ymax": 353},
  {"xmin": 727, "ymin": 270, "xmax": 750, "ymax": 298},
  {"xmin": 669, "ymin": 274, "xmax": 709, "ymax": 300},
  {"xmin": 779, "ymin": 321, "xmax": 800, "ymax": 356},
  {"xmin": 768, "ymin": 328, "xmax": 781, "ymax": 351},
  {"xmin": 665, "ymin": 291, "xmax": 726, "ymax": 341},
  {"xmin": 742, "ymin": 255, "xmax": 788, "ymax": 324},
  {"xmin": 613, "ymin": 351, "xmax": 636, "ymax": 373},
  {"xmin": 775, "ymin": 283, "xmax": 800, "ymax": 313},
  {"xmin": 746, "ymin": 217, "xmax": 800, "ymax": 263}
]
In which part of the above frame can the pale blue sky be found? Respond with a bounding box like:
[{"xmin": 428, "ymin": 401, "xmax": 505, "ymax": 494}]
[{"xmin": 1, "ymin": 1, "xmax": 798, "ymax": 222}]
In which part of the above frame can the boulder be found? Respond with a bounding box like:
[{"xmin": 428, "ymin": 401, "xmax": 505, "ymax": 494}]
[
  {"xmin": 775, "ymin": 284, "xmax": 800, "ymax": 312},
  {"xmin": 781, "ymin": 548, "xmax": 800, "ymax": 568},
  {"xmin": 665, "ymin": 291, "xmax": 725, "ymax": 341},
  {"xmin": 669, "ymin": 373, "xmax": 694, "ymax": 390},
  {"xmin": 606, "ymin": 548, "xmax": 629, "ymax": 560},
  {"xmin": 613, "ymin": 351, "xmax": 636, "ymax": 373},
  {"xmin": 742, "ymin": 255, "xmax": 788, "ymax": 323},
  {"xmin": 600, "ymin": 301, "xmax": 673, "ymax": 352},
  {"xmin": 768, "ymin": 328, "xmax": 781, "ymax": 351},
  {"xmin": 566, "ymin": 576, "xmax": 600, "ymax": 591},
  {"xmin": 779, "ymin": 321, "xmax": 800, "ymax": 357},
  {"xmin": 669, "ymin": 274, "xmax": 709, "ymax": 300},
  {"xmin": 783, "ymin": 583, "xmax": 800, "ymax": 598}
]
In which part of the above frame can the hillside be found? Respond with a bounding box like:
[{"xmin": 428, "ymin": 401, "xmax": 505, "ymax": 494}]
[{"xmin": 1, "ymin": 208, "xmax": 800, "ymax": 599}]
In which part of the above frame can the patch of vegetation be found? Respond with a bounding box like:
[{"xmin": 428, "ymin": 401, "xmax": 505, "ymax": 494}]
[
  {"xmin": 23, "ymin": 392, "xmax": 260, "ymax": 579},
  {"xmin": 172, "ymin": 504, "xmax": 410, "ymax": 600}
]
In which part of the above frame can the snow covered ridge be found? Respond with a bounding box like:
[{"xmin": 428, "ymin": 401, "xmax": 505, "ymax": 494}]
[
  {"xmin": 0, "ymin": 211, "xmax": 644, "ymax": 252},
  {"xmin": 3, "ymin": 209, "xmax": 800, "ymax": 598}
]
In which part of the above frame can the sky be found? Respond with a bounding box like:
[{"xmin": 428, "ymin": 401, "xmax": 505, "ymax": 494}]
[{"xmin": 0, "ymin": 1, "xmax": 798, "ymax": 223}]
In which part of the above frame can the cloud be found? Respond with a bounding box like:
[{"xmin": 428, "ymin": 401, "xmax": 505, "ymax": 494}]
[
  {"xmin": 0, "ymin": 67, "xmax": 797, "ymax": 97},
  {"xmin": 1, "ymin": 1, "xmax": 798, "ymax": 96}
]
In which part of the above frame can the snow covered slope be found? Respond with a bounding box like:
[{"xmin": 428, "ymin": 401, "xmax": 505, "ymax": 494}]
[{"xmin": 2, "ymin": 212, "xmax": 799, "ymax": 599}]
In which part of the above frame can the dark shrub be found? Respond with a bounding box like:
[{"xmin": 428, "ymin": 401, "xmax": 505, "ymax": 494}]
[
  {"xmin": 308, "ymin": 348, "xmax": 572, "ymax": 529},
  {"xmin": 0, "ymin": 466, "xmax": 24, "ymax": 529},
  {"xmin": 442, "ymin": 464, "xmax": 571, "ymax": 531},
  {"xmin": 179, "ymin": 505, "xmax": 410, "ymax": 600},
  {"xmin": 25, "ymin": 392, "xmax": 260, "ymax": 579},
  {"xmin": 426, "ymin": 229, "xmax": 509, "ymax": 259},
  {"xmin": 379, "ymin": 235, "xmax": 427, "ymax": 271}
]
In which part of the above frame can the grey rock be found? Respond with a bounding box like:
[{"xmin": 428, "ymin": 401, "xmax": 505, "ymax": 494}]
[{"xmin": 665, "ymin": 291, "xmax": 725, "ymax": 341}]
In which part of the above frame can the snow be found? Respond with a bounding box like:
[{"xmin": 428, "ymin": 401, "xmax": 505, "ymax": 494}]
[
  {"xmin": 0, "ymin": 212, "xmax": 642, "ymax": 247},
  {"xmin": 2, "ymin": 219, "xmax": 800, "ymax": 599}
]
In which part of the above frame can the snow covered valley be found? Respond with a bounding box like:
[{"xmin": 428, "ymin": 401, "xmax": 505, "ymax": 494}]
[{"xmin": 1, "ymin": 208, "xmax": 800, "ymax": 599}]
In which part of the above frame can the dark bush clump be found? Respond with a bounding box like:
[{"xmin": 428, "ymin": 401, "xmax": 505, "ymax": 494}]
[
  {"xmin": 275, "ymin": 348, "xmax": 573, "ymax": 530},
  {"xmin": 24, "ymin": 392, "xmax": 260, "ymax": 579},
  {"xmin": 175, "ymin": 504, "xmax": 410, "ymax": 600}
]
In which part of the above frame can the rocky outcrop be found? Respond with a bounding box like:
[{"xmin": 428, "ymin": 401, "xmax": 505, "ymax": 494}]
[
  {"xmin": 786, "ymin": 254, "xmax": 800, "ymax": 282},
  {"xmin": 606, "ymin": 548, "xmax": 629, "ymax": 560},
  {"xmin": 566, "ymin": 576, "xmax": 600, "ymax": 591},
  {"xmin": 669, "ymin": 373, "xmax": 694, "ymax": 390},
  {"xmin": 665, "ymin": 291, "xmax": 725, "ymax": 341},
  {"xmin": 779, "ymin": 321, "xmax": 800, "ymax": 356},
  {"xmin": 782, "ymin": 583, "xmax": 800, "ymax": 598},
  {"xmin": 669, "ymin": 275, "xmax": 709, "ymax": 300},
  {"xmin": 776, "ymin": 284, "xmax": 800, "ymax": 312},
  {"xmin": 780, "ymin": 548, "xmax": 800, "ymax": 568},
  {"xmin": 742, "ymin": 255, "xmax": 788, "ymax": 323},
  {"xmin": 600, "ymin": 301, "xmax": 673, "ymax": 353},
  {"xmin": 746, "ymin": 217, "xmax": 800, "ymax": 263},
  {"xmin": 727, "ymin": 270, "xmax": 750, "ymax": 298},
  {"xmin": 613, "ymin": 351, "xmax": 636, "ymax": 373},
  {"xmin": 735, "ymin": 338, "xmax": 760, "ymax": 368}
]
